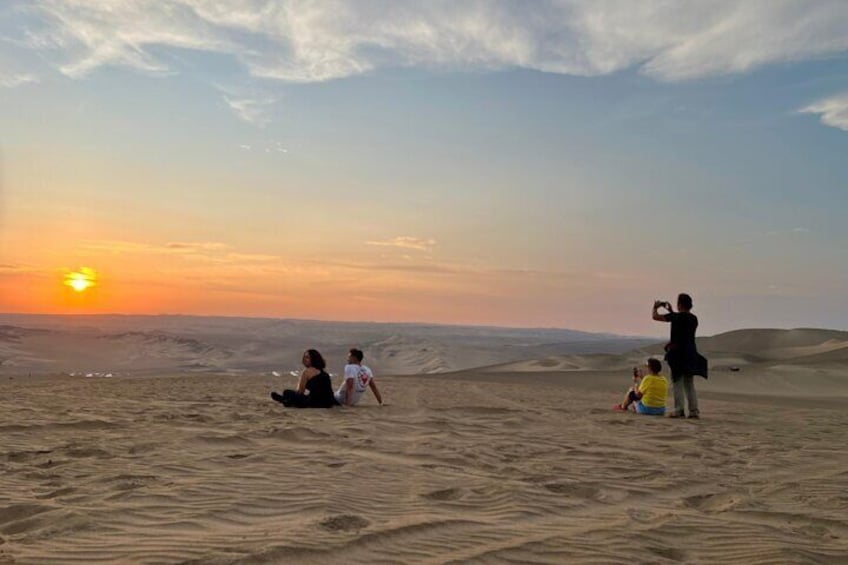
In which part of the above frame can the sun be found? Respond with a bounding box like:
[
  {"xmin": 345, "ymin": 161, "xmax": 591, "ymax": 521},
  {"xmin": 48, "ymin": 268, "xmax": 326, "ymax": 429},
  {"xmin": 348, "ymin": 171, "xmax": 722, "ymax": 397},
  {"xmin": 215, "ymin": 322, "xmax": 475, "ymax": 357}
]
[{"xmin": 64, "ymin": 268, "xmax": 98, "ymax": 293}]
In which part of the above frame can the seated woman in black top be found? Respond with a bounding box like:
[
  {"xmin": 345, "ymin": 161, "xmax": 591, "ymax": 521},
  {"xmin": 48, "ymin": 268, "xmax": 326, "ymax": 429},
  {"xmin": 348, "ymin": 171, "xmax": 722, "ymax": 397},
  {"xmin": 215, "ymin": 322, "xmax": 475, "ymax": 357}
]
[{"xmin": 271, "ymin": 349, "xmax": 337, "ymax": 408}]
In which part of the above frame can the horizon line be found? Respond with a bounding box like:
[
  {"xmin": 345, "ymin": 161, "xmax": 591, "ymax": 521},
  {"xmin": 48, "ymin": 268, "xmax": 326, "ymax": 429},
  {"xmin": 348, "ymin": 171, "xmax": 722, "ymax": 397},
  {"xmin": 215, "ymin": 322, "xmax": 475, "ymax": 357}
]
[{"xmin": 2, "ymin": 311, "xmax": 845, "ymax": 339}]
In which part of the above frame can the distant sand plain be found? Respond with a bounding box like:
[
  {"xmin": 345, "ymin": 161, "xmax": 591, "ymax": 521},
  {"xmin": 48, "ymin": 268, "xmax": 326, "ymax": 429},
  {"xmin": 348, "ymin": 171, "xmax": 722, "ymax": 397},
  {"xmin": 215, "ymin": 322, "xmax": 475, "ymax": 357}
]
[{"xmin": 1, "ymin": 317, "xmax": 847, "ymax": 564}]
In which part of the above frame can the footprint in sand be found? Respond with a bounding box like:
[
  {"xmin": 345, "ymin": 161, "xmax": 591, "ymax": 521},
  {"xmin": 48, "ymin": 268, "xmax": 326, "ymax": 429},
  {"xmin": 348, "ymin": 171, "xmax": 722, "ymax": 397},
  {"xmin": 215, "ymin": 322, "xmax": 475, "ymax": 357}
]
[
  {"xmin": 683, "ymin": 492, "xmax": 741, "ymax": 512},
  {"xmin": 0, "ymin": 503, "xmax": 54, "ymax": 535},
  {"xmin": 34, "ymin": 487, "xmax": 75, "ymax": 500},
  {"xmin": 647, "ymin": 546, "xmax": 687, "ymax": 562},
  {"xmin": 104, "ymin": 474, "xmax": 159, "ymax": 492},
  {"xmin": 606, "ymin": 418, "xmax": 635, "ymax": 426},
  {"xmin": 627, "ymin": 507, "xmax": 663, "ymax": 522},
  {"xmin": 797, "ymin": 524, "xmax": 831, "ymax": 538},
  {"xmin": 422, "ymin": 487, "xmax": 463, "ymax": 501},
  {"xmin": 544, "ymin": 482, "xmax": 601, "ymax": 500},
  {"xmin": 65, "ymin": 447, "xmax": 112, "ymax": 458},
  {"xmin": 5, "ymin": 449, "xmax": 53, "ymax": 463},
  {"xmin": 319, "ymin": 514, "xmax": 370, "ymax": 532}
]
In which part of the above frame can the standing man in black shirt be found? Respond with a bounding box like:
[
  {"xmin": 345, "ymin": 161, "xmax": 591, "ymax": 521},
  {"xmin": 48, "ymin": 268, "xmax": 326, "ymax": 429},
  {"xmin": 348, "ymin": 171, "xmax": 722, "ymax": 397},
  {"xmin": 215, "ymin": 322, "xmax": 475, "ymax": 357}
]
[{"xmin": 653, "ymin": 293, "xmax": 704, "ymax": 418}]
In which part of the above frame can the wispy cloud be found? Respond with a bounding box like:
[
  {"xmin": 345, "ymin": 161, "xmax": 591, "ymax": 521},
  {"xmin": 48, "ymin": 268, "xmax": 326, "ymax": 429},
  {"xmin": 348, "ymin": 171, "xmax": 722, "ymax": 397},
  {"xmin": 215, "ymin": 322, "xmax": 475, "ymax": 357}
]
[
  {"xmin": 81, "ymin": 239, "xmax": 278, "ymax": 264},
  {"xmin": 212, "ymin": 80, "xmax": 277, "ymax": 126},
  {"xmin": 264, "ymin": 140, "xmax": 287, "ymax": 154},
  {"xmin": 0, "ymin": 263, "xmax": 50, "ymax": 279},
  {"xmin": 4, "ymin": 1, "xmax": 847, "ymax": 88},
  {"xmin": 0, "ymin": 73, "xmax": 37, "ymax": 88},
  {"xmin": 366, "ymin": 236, "xmax": 437, "ymax": 252},
  {"xmin": 165, "ymin": 241, "xmax": 230, "ymax": 252},
  {"xmin": 0, "ymin": 263, "xmax": 34, "ymax": 273},
  {"xmin": 800, "ymin": 91, "xmax": 848, "ymax": 132},
  {"xmin": 764, "ymin": 227, "xmax": 812, "ymax": 237},
  {"xmin": 222, "ymin": 94, "xmax": 276, "ymax": 127}
]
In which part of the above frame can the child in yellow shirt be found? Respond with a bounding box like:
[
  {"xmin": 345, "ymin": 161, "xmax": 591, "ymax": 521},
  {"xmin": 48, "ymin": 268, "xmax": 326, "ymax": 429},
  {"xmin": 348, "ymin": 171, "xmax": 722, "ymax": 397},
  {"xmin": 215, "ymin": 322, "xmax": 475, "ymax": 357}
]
[{"xmin": 614, "ymin": 358, "xmax": 667, "ymax": 416}]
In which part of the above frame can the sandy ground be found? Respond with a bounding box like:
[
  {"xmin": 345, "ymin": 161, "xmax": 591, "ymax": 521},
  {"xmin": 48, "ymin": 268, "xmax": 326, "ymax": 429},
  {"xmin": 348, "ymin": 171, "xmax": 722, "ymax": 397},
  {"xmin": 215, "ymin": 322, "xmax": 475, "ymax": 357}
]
[
  {"xmin": 0, "ymin": 315, "xmax": 652, "ymax": 377},
  {"xmin": 2, "ymin": 368, "xmax": 847, "ymax": 564}
]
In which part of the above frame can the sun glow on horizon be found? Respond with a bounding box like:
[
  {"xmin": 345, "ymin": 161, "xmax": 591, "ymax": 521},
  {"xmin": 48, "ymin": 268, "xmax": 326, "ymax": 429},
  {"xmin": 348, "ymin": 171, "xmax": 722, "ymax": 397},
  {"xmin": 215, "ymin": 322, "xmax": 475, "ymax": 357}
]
[{"xmin": 64, "ymin": 268, "xmax": 98, "ymax": 293}]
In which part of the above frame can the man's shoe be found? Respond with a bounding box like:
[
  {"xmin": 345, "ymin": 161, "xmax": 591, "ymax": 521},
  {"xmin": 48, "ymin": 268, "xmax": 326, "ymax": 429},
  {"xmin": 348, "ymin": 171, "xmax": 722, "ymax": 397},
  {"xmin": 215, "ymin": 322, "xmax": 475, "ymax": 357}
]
[
  {"xmin": 668, "ymin": 412, "xmax": 686, "ymax": 418},
  {"xmin": 687, "ymin": 414, "xmax": 700, "ymax": 419}
]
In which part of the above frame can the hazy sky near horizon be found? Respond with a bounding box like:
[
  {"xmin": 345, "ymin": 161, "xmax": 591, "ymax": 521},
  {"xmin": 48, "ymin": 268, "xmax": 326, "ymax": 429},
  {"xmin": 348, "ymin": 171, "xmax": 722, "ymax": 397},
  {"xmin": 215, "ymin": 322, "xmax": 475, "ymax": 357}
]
[{"xmin": 2, "ymin": 1, "xmax": 848, "ymax": 336}]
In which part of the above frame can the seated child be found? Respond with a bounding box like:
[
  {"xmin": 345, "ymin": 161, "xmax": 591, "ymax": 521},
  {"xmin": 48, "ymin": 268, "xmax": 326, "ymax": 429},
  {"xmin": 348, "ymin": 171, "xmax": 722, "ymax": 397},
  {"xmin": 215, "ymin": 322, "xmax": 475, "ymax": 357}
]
[
  {"xmin": 614, "ymin": 365, "xmax": 642, "ymax": 412},
  {"xmin": 614, "ymin": 358, "xmax": 667, "ymax": 416}
]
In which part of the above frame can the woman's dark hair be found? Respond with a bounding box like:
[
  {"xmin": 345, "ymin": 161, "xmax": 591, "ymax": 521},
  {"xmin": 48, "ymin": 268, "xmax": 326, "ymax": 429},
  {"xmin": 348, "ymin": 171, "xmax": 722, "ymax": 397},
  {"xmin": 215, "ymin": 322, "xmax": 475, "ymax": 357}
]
[
  {"xmin": 305, "ymin": 349, "xmax": 326, "ymax": 370},
  {"xmin": 647, "ymin": 358, "xmax": 662, "ymax": 374},
  {"xmin": 349, "ymin": 348, "xmax": 364, "ymax": 362},
  {"xmin": 677, "ymin": 293, "xmax": 693, "ymax": 310}
]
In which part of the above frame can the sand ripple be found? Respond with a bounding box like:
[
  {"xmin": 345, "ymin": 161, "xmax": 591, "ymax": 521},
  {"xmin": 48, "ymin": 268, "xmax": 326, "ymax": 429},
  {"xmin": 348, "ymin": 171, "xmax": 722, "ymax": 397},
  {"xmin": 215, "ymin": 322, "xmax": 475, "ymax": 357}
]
[{"xmin": 1, "ymin": 372, "xmax": 847, "ymax": 563}]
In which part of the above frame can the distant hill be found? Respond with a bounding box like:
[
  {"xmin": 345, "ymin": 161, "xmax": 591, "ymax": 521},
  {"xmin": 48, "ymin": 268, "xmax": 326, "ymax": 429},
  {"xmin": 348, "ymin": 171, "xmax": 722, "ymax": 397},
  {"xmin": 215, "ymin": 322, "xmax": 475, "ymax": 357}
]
[
  {"xmin": 483, "ymin": 327, "xmax": 848, "ymax": 374},
  {"xmin": 0, "ymin": 313, "xmax": 653, "ymax": 376}
]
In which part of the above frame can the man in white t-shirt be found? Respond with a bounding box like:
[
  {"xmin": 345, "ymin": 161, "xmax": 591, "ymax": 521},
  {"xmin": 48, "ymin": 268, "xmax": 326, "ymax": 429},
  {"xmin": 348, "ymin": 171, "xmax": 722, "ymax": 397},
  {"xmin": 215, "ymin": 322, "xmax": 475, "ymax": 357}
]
[{"xmin": 334, "ymin": 348, "xmax": 383, "ymax": 407}]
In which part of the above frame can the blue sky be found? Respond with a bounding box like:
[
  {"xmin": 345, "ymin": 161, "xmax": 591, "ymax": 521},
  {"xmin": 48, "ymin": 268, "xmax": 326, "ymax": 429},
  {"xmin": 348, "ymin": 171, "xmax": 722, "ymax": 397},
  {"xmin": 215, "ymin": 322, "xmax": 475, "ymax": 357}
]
[{"xmin": 1, "ymin": 1, "xmax": 847, "ymax": 335}]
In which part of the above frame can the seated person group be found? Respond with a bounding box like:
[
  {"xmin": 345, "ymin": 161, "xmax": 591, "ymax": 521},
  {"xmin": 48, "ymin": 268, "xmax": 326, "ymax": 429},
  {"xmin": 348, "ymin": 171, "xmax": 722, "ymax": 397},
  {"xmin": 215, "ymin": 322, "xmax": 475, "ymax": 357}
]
[
  {"xmin": 271, "ymin": 348, "xmax": 382, "ymax": 409},
  {"xmin": 270, "ymin": 347, "xmax": 667, "ymax": 415},
  {"xmin": 615, "ymin": 357, "xmax": 668, "ymax": 416}
]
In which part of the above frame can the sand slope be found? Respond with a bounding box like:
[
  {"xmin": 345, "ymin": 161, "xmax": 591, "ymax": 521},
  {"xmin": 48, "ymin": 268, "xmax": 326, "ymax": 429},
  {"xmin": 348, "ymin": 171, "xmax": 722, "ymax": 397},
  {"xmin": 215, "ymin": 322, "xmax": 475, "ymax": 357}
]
[
  {"xmin": 2, "ymin": 325, "xmax": 847, "ymax": 563},
  {"xmin": 2, "ymin": 365, "xmax": 847, "ymax": 564},
  {"xmin": 0, "ymin": 315, "xmax": 653, "ymax": 377},
  {"xmin": 486, "ymin": 328, "xmax": 848, "ymax": 397}
]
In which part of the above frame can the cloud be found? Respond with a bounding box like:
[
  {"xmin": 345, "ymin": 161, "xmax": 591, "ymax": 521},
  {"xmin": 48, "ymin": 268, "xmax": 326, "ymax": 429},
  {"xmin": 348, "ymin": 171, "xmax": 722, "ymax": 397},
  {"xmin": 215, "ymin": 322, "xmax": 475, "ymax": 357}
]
[
  {"xmin": 3, "ymin": 0, "xmax": 847, "ymax": 90},
  {"xmin": 83, "ymin": 240, "xmax": 225, "ymax": 254},
  {"xmin": 15, "ymin": 0, "xmax": 233, "ymax": 79},
  {"xmin": 183, "ymin": 251, "xmax": 281, "ymax": 264},
  {"xmin": 0, "ymin": 73, "xmax": 37, "ymax": 87},
  {"xmin": 0, "ymin": 263, "xmax": 34, "ymax": 273},
  {"xmin": 81, "ymin": 240, "xmax": 278, "ymax": 264},
  {"xmin": 800, "ymin": 91, "xmax": 848, "ymax": 132},
  {"xmin": 165, "ymin": 241, "xmax": 230, "ymax": 252},
  {"xmin": 265, "ymin": 140, "xmax": 287, "ymax": 153},
  {"xmin": 763, "ymin": 227, "xmax": 812, "ymax": 237},
  {"xmin": 324, "ymin": 259, "xmax": 466, "ymax": 275},
  {"xmin": 212, "ymin": 81, "xmax": 278, "ymax": 126},
  {"xmin": 366, "ymin": 236, "xmax": 437, "ymax": 252},
  {"xmin": 222, "ymin": 94, "xmax": 276, "ymax": 127}
]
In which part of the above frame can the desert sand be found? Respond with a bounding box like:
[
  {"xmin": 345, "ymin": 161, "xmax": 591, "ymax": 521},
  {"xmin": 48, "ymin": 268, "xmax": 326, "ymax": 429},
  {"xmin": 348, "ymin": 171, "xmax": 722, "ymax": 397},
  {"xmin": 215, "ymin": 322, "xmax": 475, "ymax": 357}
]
[
  {"xmin": 1, "ymin": 325, "xmax": 848, "ymax": 563},
  {"xmin": 0, "ymin": 314, "xmax": 653, "ymax": 377}
]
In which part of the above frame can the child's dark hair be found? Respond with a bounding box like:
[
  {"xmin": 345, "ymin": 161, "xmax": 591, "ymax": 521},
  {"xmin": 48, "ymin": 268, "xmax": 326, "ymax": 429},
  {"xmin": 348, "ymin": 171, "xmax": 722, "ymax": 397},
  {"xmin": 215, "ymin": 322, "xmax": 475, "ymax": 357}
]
[
  {"xmin": 349, "ymin": 348, "xmax": 364, "ymax": 362},
  {"xmin": 647, "ymin": 358, "xmax": 662, "ymax": 374}
]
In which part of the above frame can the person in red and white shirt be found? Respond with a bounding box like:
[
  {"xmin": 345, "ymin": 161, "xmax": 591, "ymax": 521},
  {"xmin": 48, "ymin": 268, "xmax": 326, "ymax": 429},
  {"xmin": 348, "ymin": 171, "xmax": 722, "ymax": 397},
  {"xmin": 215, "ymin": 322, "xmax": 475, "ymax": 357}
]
[{"xmin": 334, "ymin": 348, "xmax": 383, "ymax": 407}]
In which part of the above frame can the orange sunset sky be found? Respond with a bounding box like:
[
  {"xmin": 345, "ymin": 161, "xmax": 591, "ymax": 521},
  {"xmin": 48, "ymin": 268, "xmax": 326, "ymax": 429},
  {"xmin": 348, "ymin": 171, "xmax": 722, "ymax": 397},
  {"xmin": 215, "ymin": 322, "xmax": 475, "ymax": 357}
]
[{"xmin": 3, "ymin": 1, "xmax": 848, "ymax": 335}]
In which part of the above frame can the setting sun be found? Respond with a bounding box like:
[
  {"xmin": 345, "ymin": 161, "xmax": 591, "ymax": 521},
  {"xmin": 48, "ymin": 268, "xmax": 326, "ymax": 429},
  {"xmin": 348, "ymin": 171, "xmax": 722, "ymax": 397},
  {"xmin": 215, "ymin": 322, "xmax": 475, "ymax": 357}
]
[{"xmin": 64, "ymin": 268, "xmax": 98, "ymax": 293}]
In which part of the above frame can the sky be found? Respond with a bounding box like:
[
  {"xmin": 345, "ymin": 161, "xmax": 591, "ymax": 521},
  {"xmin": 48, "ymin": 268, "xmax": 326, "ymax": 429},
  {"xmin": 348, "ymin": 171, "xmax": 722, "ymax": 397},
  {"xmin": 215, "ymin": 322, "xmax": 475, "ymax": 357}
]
[{"xmin": 1, "ymin": 0, "xmax": 847, "ymax": 337}]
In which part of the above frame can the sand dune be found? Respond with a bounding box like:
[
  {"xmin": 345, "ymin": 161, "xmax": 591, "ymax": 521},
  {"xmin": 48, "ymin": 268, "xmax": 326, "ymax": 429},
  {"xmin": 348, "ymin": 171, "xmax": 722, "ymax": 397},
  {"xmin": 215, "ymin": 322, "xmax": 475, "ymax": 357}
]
[
  {"xmin": 0, "ymin": 315, "xmax": 653, "ymax": 377},
  {"xmin": 487, "ymin": 328, "xmax": 848, "ymax": 389},
  {"xmin": 2, "ymin": 324, "xmax": 847, "ymax": 563},
  {"xmin": 1, "ymin": 366, "xmax": 846, "ymax": 564}
]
